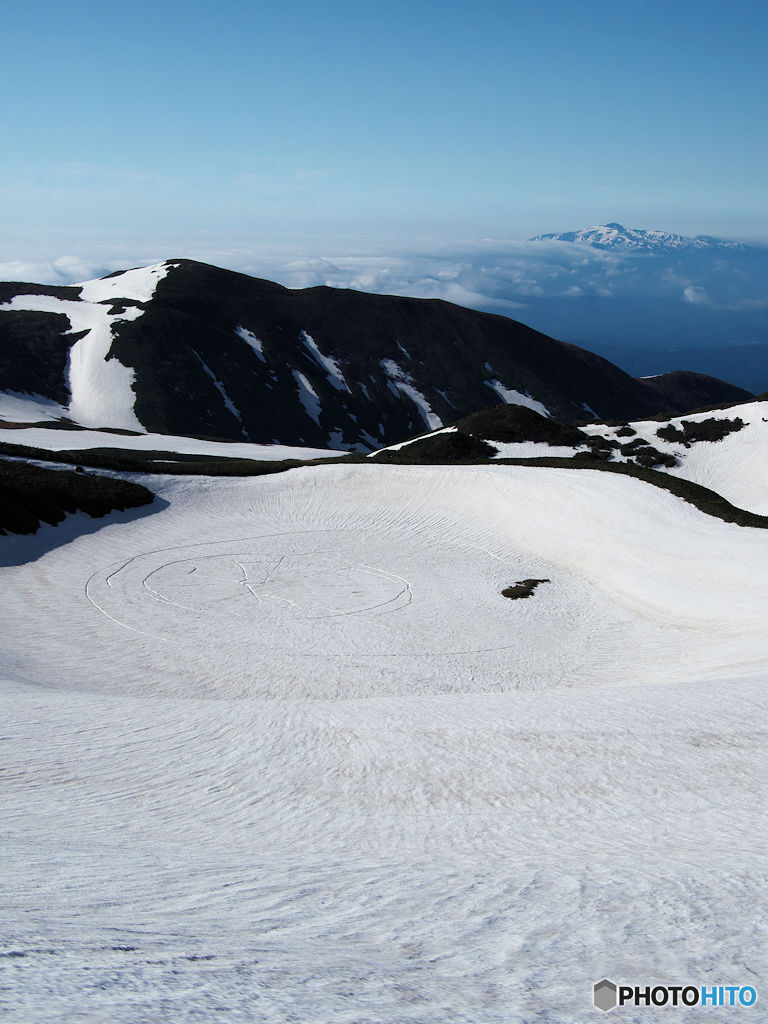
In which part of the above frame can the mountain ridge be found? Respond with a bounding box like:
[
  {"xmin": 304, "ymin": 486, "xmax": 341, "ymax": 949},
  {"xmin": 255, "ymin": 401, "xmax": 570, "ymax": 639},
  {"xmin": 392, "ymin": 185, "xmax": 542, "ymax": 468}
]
[
  {"xmin": 0, "ymin": 258, "xmax": 751, "ymax": 450},
  {"xmin": 530, "ymin": 222, "xmax": 746, "ymax": 253}
]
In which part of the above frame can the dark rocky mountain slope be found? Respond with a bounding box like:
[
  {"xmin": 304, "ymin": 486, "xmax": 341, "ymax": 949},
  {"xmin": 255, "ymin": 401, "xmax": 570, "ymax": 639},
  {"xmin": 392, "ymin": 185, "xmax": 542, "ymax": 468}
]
[{"xmin": 0, "ymin": 259, "xmax": 751, "ymax": 450}]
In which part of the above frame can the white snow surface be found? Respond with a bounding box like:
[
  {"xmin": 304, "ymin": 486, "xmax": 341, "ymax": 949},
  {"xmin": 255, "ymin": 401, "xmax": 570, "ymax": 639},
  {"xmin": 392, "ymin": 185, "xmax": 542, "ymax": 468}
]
[
  {"xmin": 0, "ymin": 424, "xmax": 344, "ymax": 461},
  {"xmin": 583, "ymin": 401, "xmax": 768, "ymax": 515},
  {"xmin": 0, "ymin": 265, "xmax": 171, "ymax": 433},
  {"xmin": 293, "ymin": 370, "xmax": 322, "ymax": 426},
  {"xmin": 373, "ymin": 424, "xmax": 458, "ymax": 454},
  {"xmin": 301, "ymin": 331, "xmax": 350, "ymax": 392},
  {"xmin": 490, "ymin": 440, "xmax": 587, "ymax": 459},
  {"xmin": 193, "ymin": 350, "xmax": 244, "ymax": 427},
  {"xmin": 76, "ymin": 262, "xmax": 173, "ymax": 303},
  {"xmin": 2, "ymin": 462, "xmax": 768, "ymax": 1022},
  {"xmin": 381, "ymin": 358, "xmax": 443, "ymax": 430},
  {"xmin": 234, "ymin": 324, "xmax": 266, "ymax": 361},
  {"xmin": 580, "ymin": 400, "xmax": 599, "ymax": 419},
  {"xmin": 0, "ymin": 293, "xmax": 146, "ymax": 431},
  {"xmin": 0, "ymin": 390, "xmax": 69, "ymax": 423},
  {"xmin": 484, "ymin": 379, "xmax": 550, "ymax": 417}
]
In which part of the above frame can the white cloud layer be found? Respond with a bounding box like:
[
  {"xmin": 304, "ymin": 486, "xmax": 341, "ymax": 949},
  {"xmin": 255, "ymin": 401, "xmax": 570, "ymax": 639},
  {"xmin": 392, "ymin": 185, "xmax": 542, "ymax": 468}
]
[
  {"xmin": 225, "ymin": 241, "xmax": 629, "ymax": 313},
  {"xmin": 2, "ymin": 237, "xmax": 767, "ymax": 353},
  {"xmin": 0, "ymin": 256, "xmax": 113, "ymax": 286},
  {"xmin": 684, "ymin": 284, "xmax": 711, "ymax": 305}
]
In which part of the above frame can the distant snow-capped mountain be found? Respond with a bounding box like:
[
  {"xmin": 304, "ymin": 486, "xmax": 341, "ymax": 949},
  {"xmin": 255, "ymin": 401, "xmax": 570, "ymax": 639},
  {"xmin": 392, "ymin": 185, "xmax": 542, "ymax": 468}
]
[{"xmin": 530, "ymin": 222, "xmax": 745, "ymax": 253}]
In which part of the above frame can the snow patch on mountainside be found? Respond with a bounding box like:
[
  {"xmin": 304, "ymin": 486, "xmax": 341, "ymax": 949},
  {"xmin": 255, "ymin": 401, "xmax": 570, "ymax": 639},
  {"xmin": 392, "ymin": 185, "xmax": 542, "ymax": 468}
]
[
  {"xmin": 235, "ymin": 325, "xmax": 266, "ymax": 362},
  {"xmin": 381, "ymin": 359, "xmax": 443, "ymax": 430},
  {"xmin": 192, "ymin": 351, "xmax": 244, "ymax": 430},
  {"xmin": 293, "ymin": 370, "xmax": 322, "ymax": 425},
  {"xmin": 484, "ymin": 378, "xmax": 550, "ymax": 417},
  {"xmin": 301, "ymin": 331, "xmax": 349, "ymax": 392},
  {"xmin": 67, "ymin": 304, "xmax": 145, "ymax": 430},
  {"xmin": 372, "ymin": 425, "xmax": 459, "ymax": 455},
  {"xmin": 77, "ymin": 262, "xmax": 173, "ymax": 303},
  {"xmin": 581, "ymin": 401, "xmax": 599, "ymax": 419},
  {"xmin": 0, "ymin": 293, "xmax": 145, "ymax": 430}
]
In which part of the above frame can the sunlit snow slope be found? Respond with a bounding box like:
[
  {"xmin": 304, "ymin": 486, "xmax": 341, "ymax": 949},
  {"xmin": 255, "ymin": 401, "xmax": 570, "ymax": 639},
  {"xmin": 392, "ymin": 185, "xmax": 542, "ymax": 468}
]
[
  {"xmin": 0, "ymin": 264, "xmax": 174, "ymax": 431},
  {"xmin": 0, "ymin": 424, "xmax": 344, "ymax": 462},
  {"xmin": 2, "ymin": 464, "xmax": 767, "ymax": 1023},
  {"xmin": 581, "ymin": 400, "xmax": 768, "ymax": 514}
]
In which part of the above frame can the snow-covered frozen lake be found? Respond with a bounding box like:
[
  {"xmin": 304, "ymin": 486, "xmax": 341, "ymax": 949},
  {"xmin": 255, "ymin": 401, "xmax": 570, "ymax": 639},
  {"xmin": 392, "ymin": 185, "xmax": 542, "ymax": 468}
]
[{"xmin": 2, "ymin": 464, "xmax": 767, "ymax": 1022}]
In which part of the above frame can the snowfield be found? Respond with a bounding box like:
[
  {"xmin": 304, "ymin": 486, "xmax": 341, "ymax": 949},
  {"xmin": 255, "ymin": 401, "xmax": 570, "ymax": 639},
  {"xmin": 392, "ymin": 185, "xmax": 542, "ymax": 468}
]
[
  {"xmin": 0, "ymin": 425, "xmax": 344, "ymax": 461},
  {"xmin": 76, "ymin": 262, "xmax": 173, "ymax": 304},
  {"xmin": 0, "ymin": 391, "xmax": 70, "ymax": 423},
  {"xmin": 2, "ymin": 463, "xmax": 767, "ymax": 1022},
  {"xmin": 581, "ymin": 400, "xmax": 768, "ymax": 515}
]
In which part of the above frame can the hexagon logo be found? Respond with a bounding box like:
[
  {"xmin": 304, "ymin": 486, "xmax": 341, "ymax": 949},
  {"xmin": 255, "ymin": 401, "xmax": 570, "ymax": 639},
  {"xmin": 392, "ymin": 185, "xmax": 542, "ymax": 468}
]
[{"xmin": 594, "ymin": 979, "xmax": 618, "ymax": 1012}]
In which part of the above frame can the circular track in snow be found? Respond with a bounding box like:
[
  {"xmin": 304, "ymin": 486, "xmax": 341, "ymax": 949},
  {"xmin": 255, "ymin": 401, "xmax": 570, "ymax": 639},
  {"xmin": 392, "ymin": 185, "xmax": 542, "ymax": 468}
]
[{"xmin": 86, "ymin": 528, "xmax": 542, "ymax": 659}]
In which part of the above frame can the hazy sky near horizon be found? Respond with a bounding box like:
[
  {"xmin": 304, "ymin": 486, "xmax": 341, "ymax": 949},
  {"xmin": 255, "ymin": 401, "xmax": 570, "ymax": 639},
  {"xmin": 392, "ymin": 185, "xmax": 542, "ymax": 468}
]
[{"xmin": 3, "ymin": 0, "xmax": 767, "ymax": 273}]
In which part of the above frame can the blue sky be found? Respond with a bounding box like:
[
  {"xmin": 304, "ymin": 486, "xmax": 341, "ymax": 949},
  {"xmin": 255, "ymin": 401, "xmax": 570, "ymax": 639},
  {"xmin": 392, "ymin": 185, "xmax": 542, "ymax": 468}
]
[{"xmin": 2, "ymin": 0, "xmax": 767, "ymax": 277}]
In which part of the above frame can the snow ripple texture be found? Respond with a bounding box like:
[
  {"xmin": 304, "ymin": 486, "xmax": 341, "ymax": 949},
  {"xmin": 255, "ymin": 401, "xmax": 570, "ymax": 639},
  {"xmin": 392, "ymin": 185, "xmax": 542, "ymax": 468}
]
[{"xmin": 2, "ymin": 464, "xmax": 768, "ymax": 1023}]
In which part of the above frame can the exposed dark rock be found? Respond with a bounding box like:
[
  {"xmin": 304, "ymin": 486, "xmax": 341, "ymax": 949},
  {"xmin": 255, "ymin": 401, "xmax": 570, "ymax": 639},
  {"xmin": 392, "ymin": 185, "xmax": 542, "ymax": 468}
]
[
  {"xmin": 502, "ymin": 578, "xmax": 550, "ymax": 600},
  {"xmin": 0, "ymin": 312, "xmax": 80, "ymax": 404},
  {"xmin": 0, "ymin": 460, "xmax": 155, "ymax": 536},
  {"xmin": 619, "ymin": 438, "xmax": 651, "ymax": 455},
  {"xmin": 632, "ymin": 448, "xmax": 678, "ymax": 468},
  {"xmin": 372, "ymin": 431, "xmax": 496, "ymax": 464},
  {"xmin": 641, "ymin": 371, "xmax": 750, "ymax": 415},
  {"xmin": 0, "ymin": 260, "xmax": 753, "ymax": 449},
  {"xmin": 456, "ymin": 405, "xmax": 586, "ymax": 445},
  {"xmin": 586, "ymin": 435, "xmax": 620, "ymax": 451},
  {"xmin": 656, "ymin": 417, "xmax": 745, "ymax": 445}
]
